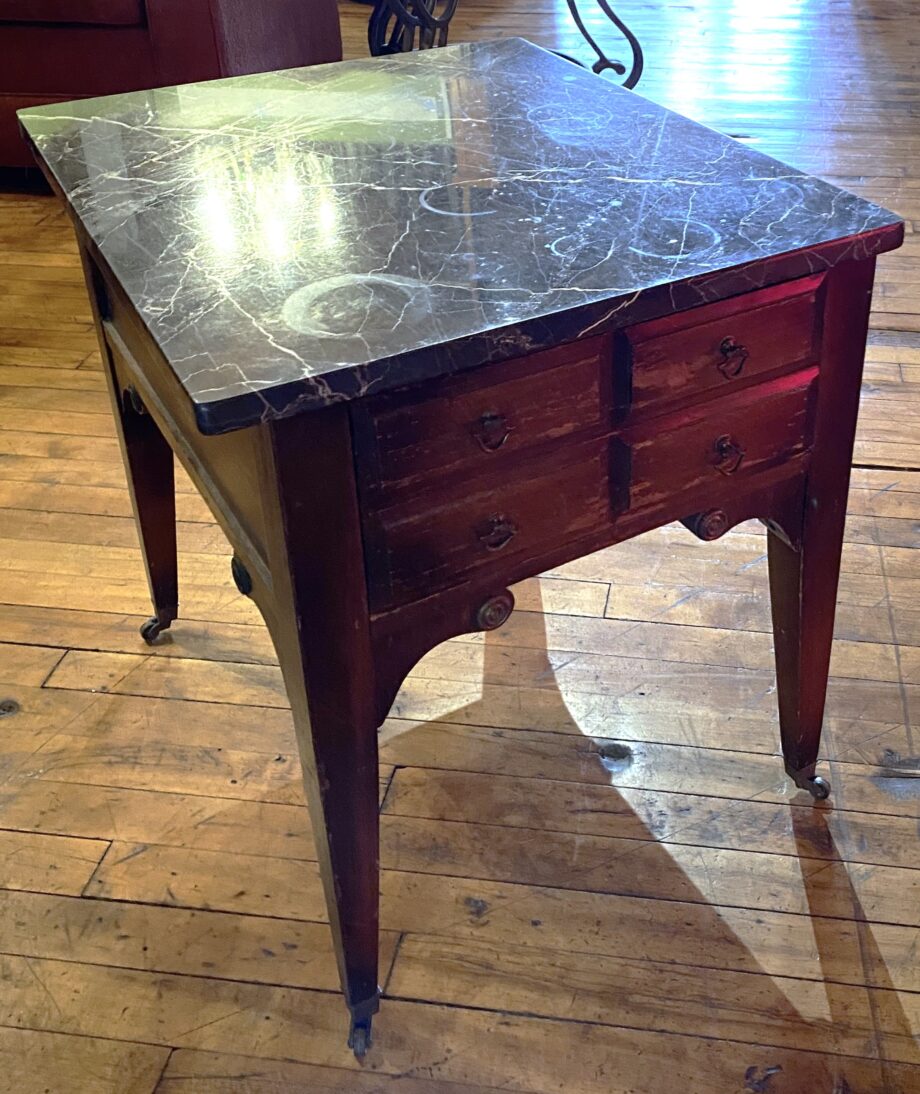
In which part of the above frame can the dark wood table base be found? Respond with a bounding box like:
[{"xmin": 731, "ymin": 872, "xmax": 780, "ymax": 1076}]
[{"xmin": 79, "ymin": 239, "xmax": 879, "ymax": 1052}]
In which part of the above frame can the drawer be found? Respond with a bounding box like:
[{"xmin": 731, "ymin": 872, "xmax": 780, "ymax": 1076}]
[
  {"xmin": 354, "ymin": 334, "xmax": 618, "ymax": 493},
  {"xmin": 624, "ymin": 366, "xmax": 819, "ymax": 512},
  {"xmin": 364, "ymin": 439, "xmax": 628, "ymax": 606},
  {"xmin": 365, "ymin": 365, "xmax": 818, "ymax": 610},
  {"xmin": 622, "ymin": 274, "xmax": 824, "ymax": 416}
]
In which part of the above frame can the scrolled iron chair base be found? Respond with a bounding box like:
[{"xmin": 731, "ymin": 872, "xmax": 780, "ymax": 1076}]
[
  {"xmin": 368, "ymin": 0, "xmax": 459, "ymax": 55},
  {"xmin": 364, "ymin": 0, "xmax": 643, "ymax": 91},
  {"xmin": 558, "ymin": 0, "xmax": 643, "ymax": 88}
]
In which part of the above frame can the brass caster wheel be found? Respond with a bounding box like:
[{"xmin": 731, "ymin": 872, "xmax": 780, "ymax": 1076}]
[
  {"xmin": 348, "ymin": 1016, "xmax": 372, "ymax": 1059},
  {"xmin": 793, "ymin": 773, "xmax": 831, "ymax": 801},
  {"xmin": 805, "ymin": 776, "xmax": 831, "ymax": 801},
  {"xmin": 140, "ymin": 617, "xmax": 166, "ymax": 645}
]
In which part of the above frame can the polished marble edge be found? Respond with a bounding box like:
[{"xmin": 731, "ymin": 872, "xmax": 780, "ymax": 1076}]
[
  {"xmin": 195, "ymin": 224, "xmax": 902, "ymax": 434},
  {"xmin": 19, "ymin": 38, "xmax": 904, "ymax": 434}
]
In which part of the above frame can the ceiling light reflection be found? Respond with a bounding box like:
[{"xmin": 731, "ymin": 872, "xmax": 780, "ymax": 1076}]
[{"xmin": 192, "ymin": 145, "xmax": 341, "ymax": 274}]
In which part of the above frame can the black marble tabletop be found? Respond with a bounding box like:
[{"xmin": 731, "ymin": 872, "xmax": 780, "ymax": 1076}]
[{"xmin": 20, "ymin": 38, "xmax": 902, "ymax": 434}]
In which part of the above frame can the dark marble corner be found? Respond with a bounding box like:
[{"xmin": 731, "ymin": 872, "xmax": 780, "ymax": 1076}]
[{"xmin": 19, "ymin": 38, "xmax": 903, "ymax": 434}]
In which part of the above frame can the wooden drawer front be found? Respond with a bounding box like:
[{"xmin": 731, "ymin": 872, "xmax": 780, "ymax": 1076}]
[
  {"xmin": 357, "ymin": 335, "xmax": 614, "ymax": 492},
  {"xmin": 624, "ymin": 274, "xmax": 824, "ymax": 416},
  {"xmin": 366, "ymin": 440, "xmax": 625, "ymax": 605},
  {"xmin": 625, "ymin": 367, "xmax": 819, "ymax": 512}
]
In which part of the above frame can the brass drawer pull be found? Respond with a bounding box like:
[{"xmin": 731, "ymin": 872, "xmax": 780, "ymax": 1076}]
[
  {"xmin": 476, "ymin": 514, "xmax": 518, "ymax": 551},
  {"xmin": 124, "ymin": 385, "xmax": 147, "ymax": 416},
  {"xmin": 718, "ymin": 336, "xmax": 749, "ymax": 378},
  {"xmin": 712, "ymin": 433, "xmax": 746, "ymax": 475},
  {"xmin": 471, "ymin": 410, "xmax": 511, "ymax": 451}
]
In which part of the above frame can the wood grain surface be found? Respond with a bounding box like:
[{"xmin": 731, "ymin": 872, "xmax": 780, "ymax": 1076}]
[{"xmin": 1, "ymin": 1, "xmax": 919, "ymax": 1091}]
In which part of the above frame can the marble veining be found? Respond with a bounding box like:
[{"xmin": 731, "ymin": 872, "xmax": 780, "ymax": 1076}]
[{"xmin": 19, "ymin": 38, "xmax": 902, "ymax": 433}]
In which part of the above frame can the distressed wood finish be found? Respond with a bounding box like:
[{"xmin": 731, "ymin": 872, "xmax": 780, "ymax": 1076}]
[
  {"xmin": 623, "ymin": 273, "xmax": 825, "ymax": 413},
  {"xmin": 258, "ymin": 407, "xmax": 383, "ymax": 1051},
  {"xmin": 769, "ymin": 256, "xmax": 879, "ymax": 794},
  {"xmin": 353, "ymin": 334, "xmax": 616, "ymax": 495},
  {"xmin": 52, "ymin": 210, "xmax": 891, "ymax": 1056}
]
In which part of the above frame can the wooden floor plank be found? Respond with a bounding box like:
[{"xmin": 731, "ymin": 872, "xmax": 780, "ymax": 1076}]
[
  {"xmin": 156, "ymin": 1044, "xmax": 919, "ymax": 1094},
  {"xmin": 0, "ymin": 479, "xmax": 212, "ymax": 520},
  {"xmin": 4, "ymin": 565, "xmax": 917, "ymax": 651},
  {"xmin": 0, "ymin": 456, "xmax": 191, "ymax": 491},
  {"xmin": 15, "ymin": 690, "xmax": 916, "ymax": 811},
  {"xmin": 384, "ymin": 767, "xmax": 920, "ymax": 869},
  {"xmin": 0, "ymin": 829, "xmax": 108, "ymax": 895},
  {"xmin": 0, "ymin": 780, "xmax": 315, "ymax": 857},
  {"xmin": 378, "ymin": 871, "xmax": 920, "ymax": 994},
  {"xmin": 2, "ymin": 755, "xmax": 915, "ymax": 871},
  {"xmin": 377, "ymin": 816, "xmax": 920, "ymax": 927},
  {"xmin": 0, "ymin": 366, "xmax": 103, "ymax": 390},
  {"xmin": 0, "ymin": 1026, "xmax": 169, "ymax": 1094},
  {"xmin": 157, "ymin": 1050, "xmax": 512, "ymax": 1093},
  {"xmin": 9, "ymin": 686, "xmax": 298, "ymax": 754},
  {"xmin": 0, "ymin": 889, "xmax": 399, "ymax": 993},
  {"xmin": 86, "ymin": 841, "xmax": 328, "ymax": 920},
  {"xmin": 0, "ymin": 642, "xmax": 62, "ymax": 686},
  {"xmin": 0, "ymin": 604, "xmax": 278, "ymax": 666},
  {"xmin": 81, "ymin": 810, "xmax": 920, "ymax": 929},
  {"xmin": 390, "ymin": 671, "xmax": 920, "ymax": 747},
  {"xmin": 22, "ymin": 733, "xmax": 313, "ymax": 805},
  {"xmin": 389, "ymin": 934, "xmax": 892, "ymax": 1060},
  {"xmin": 0, "ymin": 570, "xmax": 259, "ymax": 626},
  {"xmin": 0, "ymin": 953, "xmax": 913, "ymax": 1094},
  {"xmin": 31, "ymin": 631, "xmax": 920, "ymax": 722}
]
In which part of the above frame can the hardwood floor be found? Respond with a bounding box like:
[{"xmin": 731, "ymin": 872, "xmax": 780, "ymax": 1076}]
[{"xmin": 2, "ymin": 2, "xmax": 920, "ymax": 1090}]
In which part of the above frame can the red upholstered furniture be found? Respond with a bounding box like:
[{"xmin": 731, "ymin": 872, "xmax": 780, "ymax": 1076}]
[{"xmin": 0, "ymin": 0, "xmax": 343, "ymax": 167}]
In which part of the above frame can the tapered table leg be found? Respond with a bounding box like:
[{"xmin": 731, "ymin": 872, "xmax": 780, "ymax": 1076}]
[
  {"xmin": 80, "ymin": 246, "xmax": 178, "ymax": 643},
  {"xmin": 258, "ymin": 406, "xmax": 381, "ymax": 1056},
  {"xmin": 114, "ymin": 389, "xmax": 179, "ymax": 644},
  {"xmin": 768, "ymin": 256, "xmax": 878, "ymax": 800},
  {"xmin": 275, "ymin": 633, "xmax": 380, "ymax": 1054},
  {"xmin": 768, "ymin": 521, "xmax": 836, "ymax": 799}
]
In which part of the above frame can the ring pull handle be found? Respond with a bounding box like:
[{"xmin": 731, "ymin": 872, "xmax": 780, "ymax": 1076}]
[
  {"xmin": 471, "ymin": 410, "xmax": 511, "ymax": 452},
  {"xmin": 476, "ymin": 514, "xmax": 518, "ymax": 551},
  {"xmin": 718, "ymin": 336, "xmax": 749, "ymax": 378},
  {"xmin": 711, "ymin": 433, "xmax": 746, "ymax": 475},
  {"xmin": 124, "ymin": 385, "xmax": 147, "ymax": 416}
]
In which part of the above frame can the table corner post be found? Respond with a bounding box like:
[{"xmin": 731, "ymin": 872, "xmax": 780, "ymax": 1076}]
[
  {"xmin": 258, "ymin": 403, "xmax": 382, "ymax": 1055},
  {"xmin": 767, "ymin": 255, "xmax": 878, "ymax": 802}
]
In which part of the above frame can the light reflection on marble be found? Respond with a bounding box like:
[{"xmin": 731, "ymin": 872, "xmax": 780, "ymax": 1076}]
[{"xmin": 20, "ymin": 38, "xmax": 901, "ymax": 433}]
